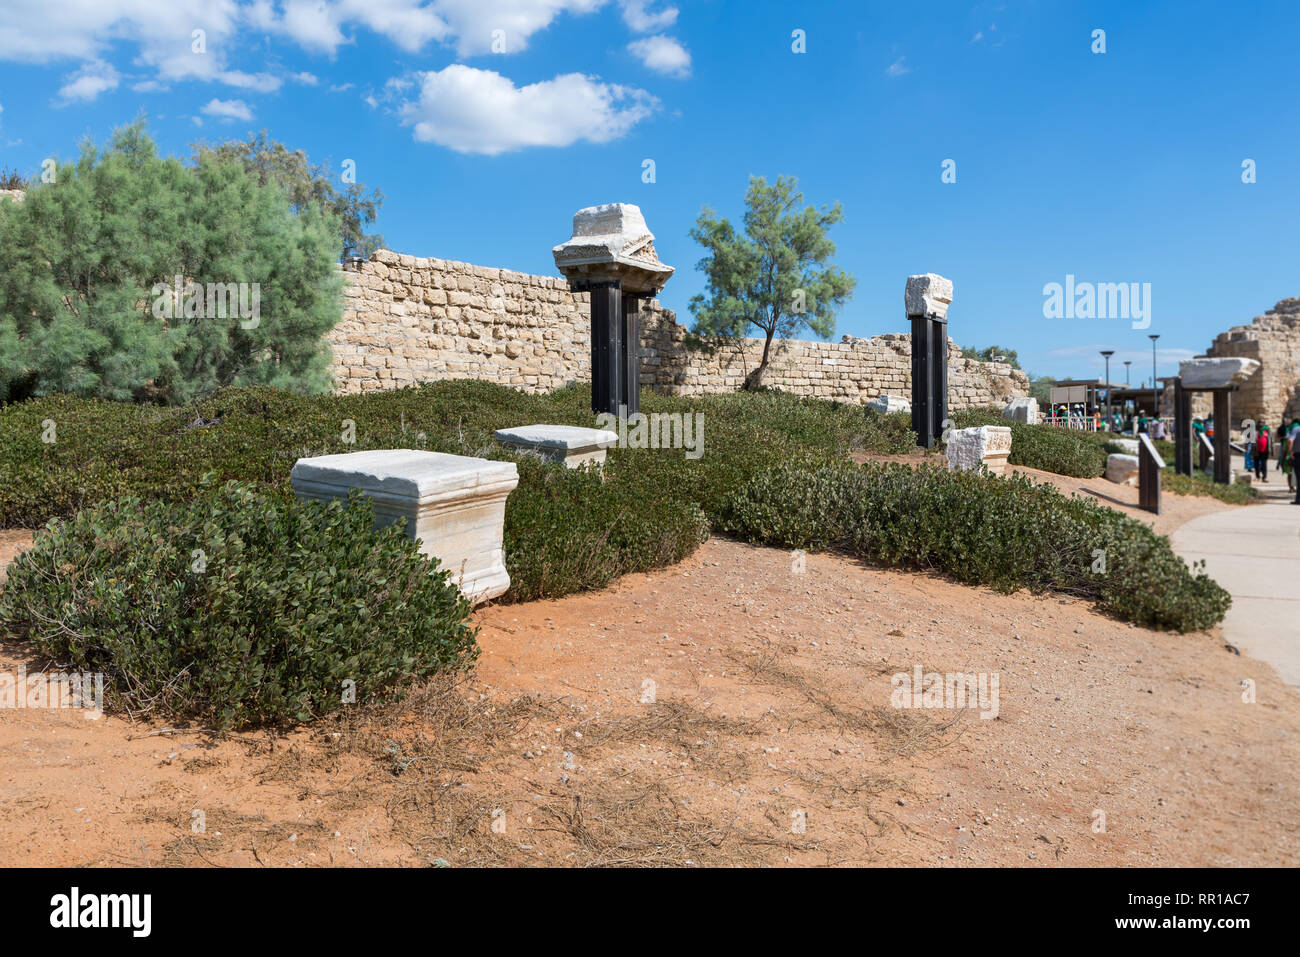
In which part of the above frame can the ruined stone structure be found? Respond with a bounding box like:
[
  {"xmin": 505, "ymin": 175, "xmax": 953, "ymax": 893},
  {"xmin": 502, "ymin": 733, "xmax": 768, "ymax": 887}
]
[
  {"xmin": 329, "ymin": 251, "xmax": 1029, "ymax": 409},
  {"xmin": 1204, "ymin": 298, "xmax": 1300, "ymax": 427}
]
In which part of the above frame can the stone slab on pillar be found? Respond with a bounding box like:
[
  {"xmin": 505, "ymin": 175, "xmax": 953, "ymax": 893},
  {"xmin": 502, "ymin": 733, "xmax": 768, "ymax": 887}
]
[
  {"xmin": 290, "ymin": 449, "xmax": 519, "ymax": 604},
  {"xmin": 553, "ymin": 203, "xmax": 673, "ymax": 416},
  {"xmin": 907, "ymin": 273, "xmax": 953, "ymax": 449}
]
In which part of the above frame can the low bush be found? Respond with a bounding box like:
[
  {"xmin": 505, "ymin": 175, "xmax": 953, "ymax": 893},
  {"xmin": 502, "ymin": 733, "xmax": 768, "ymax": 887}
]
[
  {"xmin": 501, "ymin": 452, "xmax": 709, "ymax": 601},
  {"xmin": 950, "ymin": 409, "xmax": 1107, "ymax": 478},
  {"xmin": 0, "ymin": 484, "xmax": 477, "ymax": 728},
  {"xmin": 0, "ymin": 382, "xmax": 907, "ymax": 604},
  {"xmin": 719, "ymin": 460, "xmax": 1230, "ymax": 632}
]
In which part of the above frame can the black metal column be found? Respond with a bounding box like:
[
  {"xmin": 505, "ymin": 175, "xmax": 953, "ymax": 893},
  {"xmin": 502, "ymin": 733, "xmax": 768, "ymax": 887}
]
[
  {"xmin": 911, "ymin": 315, "xmax": 948, "ymax": 448},
  {"xmin": 1174, "ymin": 378, "xmax": 1191, "ymax": 476},
  {"xmin": 932, "ymin": 318, "xmax": 948, "ymax": 442},
  {"xmin": 589, "ymin": 281, "xmax": 623, "ymax": 415},
  {"xmin": 622, "ymin": 295, "xmax": 641, "ymax": 416},
  {"xmin": 911, "ymin": 315, "xmax": 934, "ymax": 448},
  {"xmin": 1212, "ymin": 389, "xmax": 1232, "ymax": 485}
]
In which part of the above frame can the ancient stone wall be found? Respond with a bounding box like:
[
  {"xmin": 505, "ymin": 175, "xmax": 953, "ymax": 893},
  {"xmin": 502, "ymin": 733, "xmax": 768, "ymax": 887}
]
[
  {"xmin": 329, "ymin": 250, "xmax": 1029, "ymax": 409},
  {"xmin": 1204, "ymin": 298, "xmax": 1300, "ymax": 426}
]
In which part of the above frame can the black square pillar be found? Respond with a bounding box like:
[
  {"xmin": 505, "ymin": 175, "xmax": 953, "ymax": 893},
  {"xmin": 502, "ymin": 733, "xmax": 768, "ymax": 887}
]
[
  {"xmin": 622, "ymin": 295, "xmax": 641, "ymax": 416},
  {"xmin": 1212, "ymin": 390, "xmax": 1232, "ymax": 485},
  {"xmin": 589, "ymin": 281, "xmax": 624, "ymax": 415},
  {"xmin": 911, "ymin": 315, "xmax": 947, "ymax": 448},
  {"xmin": 1173, "ymin": 378, "xmax": 1191, "ymax": 476}
]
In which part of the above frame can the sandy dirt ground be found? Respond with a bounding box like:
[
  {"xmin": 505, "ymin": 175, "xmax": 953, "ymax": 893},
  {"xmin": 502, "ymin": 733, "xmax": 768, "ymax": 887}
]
[{"xmin": 1, "ymin": 482, "xmax": 1295, "ymax": 866}]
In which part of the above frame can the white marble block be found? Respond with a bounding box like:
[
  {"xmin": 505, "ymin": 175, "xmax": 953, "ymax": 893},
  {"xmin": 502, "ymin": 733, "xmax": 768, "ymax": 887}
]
[
  {"xmin": 1177, "ymin": 357, "xmax": 1260, "ymax": 389},
  {"xmin": 946, "ymin": 426, "xmax": 1012, "ymax": 475},
  {"xmin": 290, "ymin": 449, "xmax": 519, "ymax": 604},
  {"xmin": 867, "ymin": 394, "xmax": 912, "ymax": 414},
  {"xmin": 905, "ymin": 273, "xmax": 954, "ymax": 320},
  {"xmin": 1105, "ymin": 453, "xmax": 1140, "ymax": 486},
  {"xmin": 1110, "ymin": 438, "xmax": 1140, "ymax": 455},
  {"xmin": 1001, "ymin": 396, "xmax": 1039, "ymax": 425},
  {"xmin": 494, "ymin": 424, "xmax": 618, "ymax": 468}
]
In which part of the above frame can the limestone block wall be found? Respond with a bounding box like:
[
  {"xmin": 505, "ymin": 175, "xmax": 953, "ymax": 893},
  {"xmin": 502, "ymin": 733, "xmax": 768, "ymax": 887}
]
[
  {"xmin": 1204, "ymin": 298, "xmax": 1300, "ymax": 427},
  {"xmin": 329, "ymin": 250, "xmax": 1030, "ymax": 410}
]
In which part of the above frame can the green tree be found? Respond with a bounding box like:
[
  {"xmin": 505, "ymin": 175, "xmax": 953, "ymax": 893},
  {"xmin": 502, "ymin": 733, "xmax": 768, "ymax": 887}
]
[
  {"xmin": 0, "ymin": 120, "xmax": 343, "ymax": 404},
  {"xmin": 689, "ymin": 175, "xmax": 856, "ymax": 389},
  {"xmin": 193, "ymin": 131, "xmax": 384, "ymax": 259},
  {"xmin": 961, "ymin": 344, "xmax": 1022, "ymax": 369}
]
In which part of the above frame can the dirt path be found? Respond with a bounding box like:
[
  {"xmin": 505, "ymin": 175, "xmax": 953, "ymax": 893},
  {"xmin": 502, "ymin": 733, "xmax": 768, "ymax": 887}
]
[{"xmin": 2, "ymin": 534, "xmax": 1295, "ymax": 867}]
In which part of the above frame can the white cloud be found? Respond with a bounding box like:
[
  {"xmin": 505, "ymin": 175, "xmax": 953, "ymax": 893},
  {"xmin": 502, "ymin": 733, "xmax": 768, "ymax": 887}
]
[
  {"xmin": 885, "ymin": 56, "xmax": 910, "ymax": 77},
  {"xmin": 619, "ymin": 0, "xmax": 676, "ymax": 33},
  {"xmin": 216, "ymin": 69, "xmax": 283, "ymax": 92},
  {"xmin": 57, "ymin": 59, "xmax": 121, "ymax": 103},
  {"xmin": 132, "ymin": 79, "xmax": 170, "ymax": 92},
  {"xmin": 627, "ymin": 34, "xmax": 689, "ymax": 77},
  {"xmin": 290, "ymin": 71, "xmax": 318, "ymax": 85},
  {"xmin": 201, "ymin": 97, "xmax": 254, "ymax": 121},
  {"xmin": 430, "ymin": 0, "xmax": 603, "ymax": 55},
  {"xmin": 398, "ymin": 64, "xmax": 657, "ymax": 154}
]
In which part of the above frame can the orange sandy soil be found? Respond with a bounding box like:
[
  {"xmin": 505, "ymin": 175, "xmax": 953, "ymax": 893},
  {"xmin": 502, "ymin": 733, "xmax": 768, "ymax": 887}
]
[{"xmin": 0, "ymin": 481, "xmax": 1295, "ymax": 867}]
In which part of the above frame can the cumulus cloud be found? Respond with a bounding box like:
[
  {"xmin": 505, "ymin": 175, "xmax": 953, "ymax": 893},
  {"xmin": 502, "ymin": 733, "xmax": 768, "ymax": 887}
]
[
  {"xmin": 619, "ymin": 0, "xmax": 676, "ymax": 33},
  {"xmin": 57, "ymin": 59, "xmax": 121, "ymax": 103},
  {"xmin": 201, "ymin": 97, "xmax": 254, "ymax": 121},
  {"xmin": 627, "ymin": 34, "xmax": 689, "ymax": 77},
  {"xmin": 397, "ymin": 64, "xmax": 657, "ymax": 154}
]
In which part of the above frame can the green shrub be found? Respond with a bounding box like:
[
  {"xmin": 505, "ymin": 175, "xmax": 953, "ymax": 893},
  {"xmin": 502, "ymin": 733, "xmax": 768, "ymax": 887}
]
[
  {"xmin": 0, "ymin": 484, "xmax": 477, "ymax": 728},
  {"xmin": 951, "ymin": 409, "xmax": 1107, "ymax": 477},
  {"xmin": 719, "ymin": 461, "xmax": 1230, "ymax": 632},
  {"xmin": 1164, "ymin": 470, "xmax": 1258, "ymax": 504},
  {"xmin": 501, "ymin": 453, "xmax": 709, "ymax": 602}
]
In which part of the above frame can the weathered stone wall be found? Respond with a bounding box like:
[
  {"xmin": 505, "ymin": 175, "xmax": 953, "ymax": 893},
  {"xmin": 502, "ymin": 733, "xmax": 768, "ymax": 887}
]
[
  {"xmin": 1202, "ymin": 298, "xmax": 1300, "ymax": 426},
  {"xmin": 329, "ymin": 250, "xmax": 1029, "ymax": 409}
]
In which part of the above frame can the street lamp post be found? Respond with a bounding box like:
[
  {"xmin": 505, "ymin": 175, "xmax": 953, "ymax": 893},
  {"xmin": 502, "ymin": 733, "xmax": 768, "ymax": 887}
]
[
  {"xmin": 1100, "ymin": 350, "xmax": 1114, "ymax": 424},
  {"xmin": 1149, "ymin": 334, "xmax": 1160, "ymax": 428},
  {"xmin": 1124, "ymin": 360, "xmax": 1131, "ymax": 386}
]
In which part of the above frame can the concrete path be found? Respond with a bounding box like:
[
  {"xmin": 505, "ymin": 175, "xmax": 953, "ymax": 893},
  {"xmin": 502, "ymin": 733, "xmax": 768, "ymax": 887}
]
[{"xmin": 1171, "ymin": 452, "xmax": 1300, "ymax": 687}]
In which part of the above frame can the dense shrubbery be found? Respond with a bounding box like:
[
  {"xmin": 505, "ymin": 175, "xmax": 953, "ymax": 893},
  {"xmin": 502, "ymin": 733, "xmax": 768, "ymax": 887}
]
[
  {"xmin": 0, "ymin": 485, "xmax": 477, "ymax": 728},
  {"xmin": 719, "ymin": 460, "xmax": 1231, "ymax": 632},
  {"xmin": 950, "ymin": 409, "xmax": 1107, "ymax": 477},
  {"xmin": 0, "ymin": 382, "xmax": 899, "ymax": 603}
]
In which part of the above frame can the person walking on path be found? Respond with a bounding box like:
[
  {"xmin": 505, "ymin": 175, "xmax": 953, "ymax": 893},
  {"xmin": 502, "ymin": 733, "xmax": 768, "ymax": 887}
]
[
  {"xmin": 1281, "ymin": 424, "xmax": 1294, "ymax": 493},
  {"xmin": 1255, "ymin": 425, "xmax": 1270, "ymax": 481},
  {"xmin": 1289, "ymin": 419, "xmax": 1300, "ymax": 504}
]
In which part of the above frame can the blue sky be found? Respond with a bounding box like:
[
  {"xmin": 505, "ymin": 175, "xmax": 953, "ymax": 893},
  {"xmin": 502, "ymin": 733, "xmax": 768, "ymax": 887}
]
[{"xmin": 2, "ymin": 0, "xmax": 1297, "ymax": 383}]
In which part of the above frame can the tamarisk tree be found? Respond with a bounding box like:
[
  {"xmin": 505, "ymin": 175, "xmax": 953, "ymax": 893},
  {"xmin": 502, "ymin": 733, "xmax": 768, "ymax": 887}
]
[{"xmin": 688, "ymin": 175, "xmax": 856, "ymax": 389}]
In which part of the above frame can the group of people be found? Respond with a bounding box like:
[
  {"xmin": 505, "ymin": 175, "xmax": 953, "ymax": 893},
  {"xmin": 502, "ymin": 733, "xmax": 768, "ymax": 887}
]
[{"xmin": 1242, "ymin": 418, "xmax": 1300, "ymax": 500}]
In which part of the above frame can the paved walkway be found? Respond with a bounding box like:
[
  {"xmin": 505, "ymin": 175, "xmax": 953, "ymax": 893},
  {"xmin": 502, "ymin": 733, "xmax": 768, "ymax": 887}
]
[{"xmin": 1171, "ymin": 452, "xmax": 1300, "ymax": 687}]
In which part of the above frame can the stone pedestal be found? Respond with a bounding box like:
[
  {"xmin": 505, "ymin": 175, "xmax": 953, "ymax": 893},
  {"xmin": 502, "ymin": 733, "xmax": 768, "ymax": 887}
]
[
  {"xmin": 1106, "ymin": 453, "xmax": 1140, "ymax": 486},
  {"xmin": 1001, "ymin": 397, "xmax": 1039, "ymax": 425},
  {"xmin": 946, "ymin": 425, "xmax": 1012, "ymax": 475},
  {"xmin": 290, "ymin": 449, "xmax": 519, "ymax": 604},
  {"xmin": 495, "ymin": 424, "xmax": 618, "ymax": 468}
]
